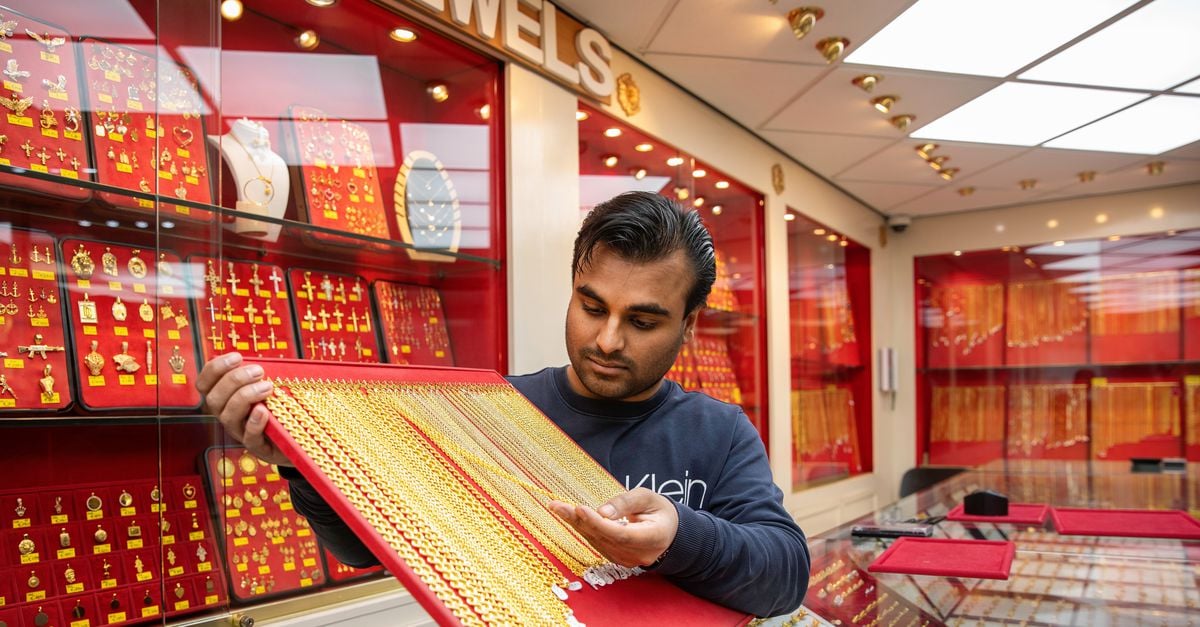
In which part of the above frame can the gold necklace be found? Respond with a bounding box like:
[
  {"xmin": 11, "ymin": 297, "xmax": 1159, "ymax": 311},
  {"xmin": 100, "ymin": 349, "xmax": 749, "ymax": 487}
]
[{"xmin": 228, "ymin": 128, "xmax": 276, "ymax": 206}]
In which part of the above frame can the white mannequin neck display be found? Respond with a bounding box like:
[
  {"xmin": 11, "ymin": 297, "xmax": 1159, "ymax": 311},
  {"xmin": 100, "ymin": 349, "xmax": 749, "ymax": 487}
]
[{"xmin": 209, "ymin": 118, "xmax": 289, "ymax": 242}]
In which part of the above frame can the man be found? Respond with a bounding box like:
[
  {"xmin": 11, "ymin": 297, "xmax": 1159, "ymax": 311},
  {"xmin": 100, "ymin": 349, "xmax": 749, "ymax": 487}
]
[{"xmin": 199, "ymin": 191, "xmax": 810, "ymax": 617}]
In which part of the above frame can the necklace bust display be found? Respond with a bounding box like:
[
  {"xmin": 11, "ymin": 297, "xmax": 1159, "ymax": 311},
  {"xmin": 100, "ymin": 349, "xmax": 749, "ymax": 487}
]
[{"xmin": 209, "ymin": 118, "xmax": 289, "ymax": 242}]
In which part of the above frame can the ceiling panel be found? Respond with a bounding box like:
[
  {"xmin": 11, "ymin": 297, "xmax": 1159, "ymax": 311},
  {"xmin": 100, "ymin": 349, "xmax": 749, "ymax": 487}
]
[
  {"xmin": 643, "ymin": 54, "xmax": 826, "ymax": 127},
  {"xmin": 759, "ymin": 131, "xmax": 896, "ymax": 178},
  {"xmin": 890, "ymin": 184, "xmax": 1037, "ymax": 217},
  {"xmin": 836, "ymin": 180, "xmax": 939, "ymax": 210},
  {"xmin": 647, "ymin": 0, "xmax": 823, "ymax": 62},
  {"xmin": 555, "ymin": 0, "xmax": 676, "ymax": 52},
  {"xmin": 836, "ymin": 140, "xmax": 1023, "ymax": 184},
  {"xmin": 765, "ymin": 66, "xmax": 999, "ymax": 135},
  {"xmin": 1162, "ymin": 140, "xmax": 1200, "ymax": 161},
  {"xmin": 1032, "ymin": 158, "xmax": 1200, "ymax": 202},
  {"xmin": 958, "ymin": 148, "xmax": 1146, "ymax": 193}
]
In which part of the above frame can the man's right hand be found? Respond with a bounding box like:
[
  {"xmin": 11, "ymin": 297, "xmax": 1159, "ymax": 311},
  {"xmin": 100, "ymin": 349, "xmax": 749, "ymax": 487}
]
[{"xmin": 196, "ymin": 352, "xmax": 291, "ymax": 467}]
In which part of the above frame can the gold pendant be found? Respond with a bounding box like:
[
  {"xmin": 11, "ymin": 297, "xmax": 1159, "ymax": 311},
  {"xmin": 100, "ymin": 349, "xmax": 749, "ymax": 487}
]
[
  {"xmin": 127, "ymin": 522, "xmax": 141, "ymax": 538},
  {"xmin": 101, "ymin": 247, "xmax": 118, "ymax": 277},
  {"xmin": 94, "ymin": 525, "xmax": 108, "ymax": 543},
  {"xmin": 169, "ymin": 345, "xmax": 186, "ymax": 374},
  {"xmin": 118, "ymin": 490, "xmax": 133, "ymax": 508},
  {"xmin": 112, "ymin": 296, "xmax": 128, "ymax": 321},
  {"xmin": 84, "ymin": 340, "xmax": 105, "ymax": 376},
  {"xmin": 127, "ymin": 249, "xmax": 147, "ymax": 279},
  {"xmin": 17, "ymin": 533, "xmax": 35, "ymax": 555},
  {"xmin": 27, "ymin": 571, "xmax": 40, "ymax": 589},
  {"xmin": 238, "ymin": 451, "xmax": 259, "ymax": 474},
  {"xmin": 70, "ymin": 244, "xmax": 95, "ymax": 279},
  {"xmin": 64, "ymin": 564, "xmax": 76, "ymax": 584},
  {"xmin": 182, "ymin": 483, "xmax": 196, "ymax": 500},
  {"xmin": 139, "ymin": 298, "xmax": 153, "ymax": 322},
  {"xmin": 59, "ymin": 528, "xmax": 70, "ymax": 548},
  {"xmin": 86, "ymin": 492, "xmax": 102, "ymax": 512}
]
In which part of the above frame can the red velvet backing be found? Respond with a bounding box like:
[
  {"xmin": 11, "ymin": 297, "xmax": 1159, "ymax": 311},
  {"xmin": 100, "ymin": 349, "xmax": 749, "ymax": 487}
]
[
  {"xmin": 869, "ymin": 538, "xmax": 1015, "ymax": 580},
  {"xmin": 1050, "ymin": 507, "xmax": 1200, "ymax": 539}
]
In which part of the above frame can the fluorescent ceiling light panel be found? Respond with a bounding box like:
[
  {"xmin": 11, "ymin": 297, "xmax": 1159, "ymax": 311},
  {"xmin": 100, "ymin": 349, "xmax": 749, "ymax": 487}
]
[
  {"xmin": 1044, "ymin": 95, "xmax": 1200, "ymax": 154},
  {"xmin": 1019, "ymin": 0, "xmax": 1200, "ymax": 90},
  {"xmin": 913, "ymin": 83, "xmax": 1145, "ymax": 146},
  {"xmin": 843, "ymin": 0, "xmax": 1137, "ymax": 77},
  {"xmin": 1173, "ymin": 76, "xmax": 1200, "ymax": 94}
]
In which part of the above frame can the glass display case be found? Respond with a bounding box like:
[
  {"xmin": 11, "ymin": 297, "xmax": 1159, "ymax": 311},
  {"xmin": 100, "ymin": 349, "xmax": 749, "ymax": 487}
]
[
  {"xmin": 0, "ymin": 1, "xmax": 505, "ymax": 625},
  {"xmin": 576, "ymin": 104, "xmax": 769, "ymax": 444},
  {"xmin": 915, "ymin": 229, "xmax": 1200, "ymax": 466},
  {"xmin": 786, "ymin": 210, "xmax": 872, "ymax": 490}
]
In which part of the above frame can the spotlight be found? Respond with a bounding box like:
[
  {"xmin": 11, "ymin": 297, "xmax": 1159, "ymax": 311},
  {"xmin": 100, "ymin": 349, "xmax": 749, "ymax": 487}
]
[
  {"xmin": 826, "ymin": 234, "xmax": 838, "ymax": 242},
  {"xmin": 220, "ymin": 0, "xmax": 243, "ymax": 21},
  {"xmin": 692, "ymin": 168, "xmax": 707, "ymax": 178},
  {"xmin": 813, "ymin": 228, "xmax": 826, "ymax": 235},
  {"xmin": 1095, "ymin": 213, "xmax": 1108, "ymax": 224},
  {"xmin": 1020, "ymin": 179, "xmax": 1037, "ymax": 191},
  {"xmin": 957, "ymin": 187, "xmax": 975, "ymax": 197},
  {"xmin": 927, "ymin": 156, "xmax": 949, "ymax": 171},
  {"xmin": 634, "ymin": 143, "xmax": 653, "ymax": 152},
  {"xmin": 1147, "ymin": 161, "xmax": 1164, "ymax": 176},
  {"xmin": 426, "ymin": 82, "xmax": 449, "ymax": 102},
  {"xmin": 787, "ymin": 7, "xmax": 824, "ymax": 40},
  {"xmin": 1078, "ymin": 170, "xmax": 1096, "ymax": 183},
  {"xmin": 890, "ymin": 114, "xmax": 915, "ymax": 131},
  {"xmin": 871, "ymin": 96, "xmax": 897, "ymax": 114},
  {"xmin": 715, "ymin": 180, "xmax": 730, "ymax": 189},
  {"xmin": 938, "ymin": 167, "xmax": 959, "ymax": 181},
  {"xmin": 711, "ymin": 205, "xmax": 723, "ymax": 215},
  {"xmin": 916, "ymin": 143, "xmax": 938, "ymax": 159},
  {"xmin": 693, "ymin": 196, "xmax": 705, "ymax": 208},
  {"xmin": 295, "ymin": 29, "xmax": 320, "ymax": 50},
  {"xmin": 631, "ymin": 168, "xmax": 647, "ymax": 180},
  {"xmin": 784, "ymin": 213, "xmax": 796, "ymax": 221},
  {"xmin": 816, "ymin": 37, "xmax": 849, "ymax": 63},
  {"xmin": 602, "ymin": 154, "xmax": 618, "ymax": 167},
  {"xmin": 851, "ymin": 74, "xmax": 880, "ymax": 93},
  {"xmin": 389, "ymin": 27, "xmax": 418, "ymax": 43},
  {"xmin": 576, "ymin": 110, "xmax": 589, "ymax": 122},
  {"xmin": 603, "ymin": 127, "xmax": 622, "ymax": 138},
  {"xmin": 674, "ymin": 187, "xmax": 689, "ymax": 201},
  {"xmin": 305, "ymin": 0, "xmax": 337, "ymax": 5},
  {"xmin": 666, "ymin": 156, "xmax": 684, "ymax": 167},
  {"xmin": 475, "ymin": 104, "xmax": 491, "ymax": 120}
]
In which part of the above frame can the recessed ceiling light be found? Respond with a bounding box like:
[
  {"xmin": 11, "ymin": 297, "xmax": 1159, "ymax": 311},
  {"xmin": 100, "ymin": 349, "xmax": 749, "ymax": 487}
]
[
  {"xmin": 711, "ymin": 205, "xmax": 723, "ymax": 215},
  {"xmin": 784, "ymin": 213, "xmax": 796, "ymax": 221},
  {"xmin": 715, "ymin": 181, "xmax": 730, "ymax": 189},
  {"xmin": 389, "ymin": 27, "xmax": 418, "ymax": 43},
  {"xmin": 692, "ymin": 169, "xmax": 707, "ymax": 178},
  {"xmin": 634, "ymin": 143, "xmax": 653, "ymax": 152},
  {"xmin": 826, "ymin": 234, "xmax": 838, "ymax": 242},
  {"xmin": 576, "ymin": 110, "xmax": 589, "ymax": 121},
  {"xmin": 220, "ymin": 0, "xmax": 243, "ymax": 20},
  {"xmin": 603, "ymin": 128, "xmax": 621, "ymax": 138},
  {"xmin": 631, "ymin": 168, "xmax": 647, "ymax": 180},
  {"xmin": 295, "ymin": 29, "xmax": 320, "ymax": 50},
  {"xmin": 1043, "ymin": 95, "xmax": 1200, "ymax": 154},
  {"xmin": 1094, "ymin": 213, "xmax": 1108, "ymax": 224},
  {"xmin": 602, "ymin": 154, "xmax": 618, "ymax": 167},
  {"xmin": 844, "ymin": 0, "xmax": 1137, "ymax": 77},
  {"xmin": 1018, "ymin": 0, "xmax": 1200, "ymax": 90},
  {"xmin": 666, "ymin": 156, "xmax": 684, "ymax": 167},
  {"xmin": 813, "ymin": 228, "xmax": 826, "ymax": 235},
  {"xmin": 913, "ymin": 83, "xmax": 1145, "ymax": 146},
  {"xmin": 306, "ymin": 0, "xmax": 336, "ymax": 6}
]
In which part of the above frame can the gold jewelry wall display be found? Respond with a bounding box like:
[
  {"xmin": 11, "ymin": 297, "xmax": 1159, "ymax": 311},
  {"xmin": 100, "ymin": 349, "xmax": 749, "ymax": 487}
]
[
  {"xmin": 111, "ymin": 296, "xmax": 127, "ymax": 321},
  {"xmin": 71, "ymin": 245, "xmax": 95, "ymax": 279},
  {"xmin": 127, "ymin": 250, "xmax": 147, "ymax": 279}
]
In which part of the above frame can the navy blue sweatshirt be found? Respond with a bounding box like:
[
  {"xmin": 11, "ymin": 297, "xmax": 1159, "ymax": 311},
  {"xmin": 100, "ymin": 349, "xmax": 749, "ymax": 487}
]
[{"xmin": 282, "ymin": 366, "xmax": 810, "ymax": 617}]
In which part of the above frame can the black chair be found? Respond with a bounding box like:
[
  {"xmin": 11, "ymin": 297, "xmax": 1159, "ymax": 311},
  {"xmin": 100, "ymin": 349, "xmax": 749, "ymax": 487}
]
[{"xmin": 899, "ymin": 466, "xmax": 967, "ymax": 499}]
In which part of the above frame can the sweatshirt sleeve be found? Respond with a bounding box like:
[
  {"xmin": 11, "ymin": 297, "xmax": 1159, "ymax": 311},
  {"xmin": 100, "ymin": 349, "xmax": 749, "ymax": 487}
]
[
  {"xmin": 277, "ymin": 466, "xmax": 380, "ymax": 569},
  {"xmin": 651, "ymin": 415, "xmax": 811, "ymax": 617}
]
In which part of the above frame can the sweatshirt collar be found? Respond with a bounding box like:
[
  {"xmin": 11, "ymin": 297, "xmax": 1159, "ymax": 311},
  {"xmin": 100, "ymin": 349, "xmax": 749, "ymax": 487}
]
[{"xmin": 552, "ymin": 366, "xmax": 673, "ymax": 419}]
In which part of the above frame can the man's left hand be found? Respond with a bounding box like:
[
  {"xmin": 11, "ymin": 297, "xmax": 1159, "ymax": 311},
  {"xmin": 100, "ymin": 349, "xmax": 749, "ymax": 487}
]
[{"xmin": 548, "ymin": 487, "xmax": 678, "ymax": 568}]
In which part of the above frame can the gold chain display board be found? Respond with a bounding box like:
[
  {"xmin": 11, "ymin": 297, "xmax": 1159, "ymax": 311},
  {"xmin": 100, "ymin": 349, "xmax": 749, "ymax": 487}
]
[{"xmin": 251, "ymin": 359, "xmax": 749, "ymax": 626}]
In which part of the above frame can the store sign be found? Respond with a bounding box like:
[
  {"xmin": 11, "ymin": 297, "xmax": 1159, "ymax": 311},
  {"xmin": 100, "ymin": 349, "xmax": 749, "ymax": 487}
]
[{"xmin": 403, "ymin": 0, "xmax": 615, "ymax": 101}]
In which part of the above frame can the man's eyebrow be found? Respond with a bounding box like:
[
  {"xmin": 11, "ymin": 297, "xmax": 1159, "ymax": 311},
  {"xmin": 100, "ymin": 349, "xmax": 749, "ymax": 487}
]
[{"xmin": 576, "ymin": 284, "xmax": 671, "ymax": 317}]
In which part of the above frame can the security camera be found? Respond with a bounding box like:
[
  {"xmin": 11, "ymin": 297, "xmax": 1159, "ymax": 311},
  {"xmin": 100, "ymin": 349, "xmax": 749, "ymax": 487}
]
[{"xmin": 887, "ymin": 214, "xmax": 912, "ymax": 233}]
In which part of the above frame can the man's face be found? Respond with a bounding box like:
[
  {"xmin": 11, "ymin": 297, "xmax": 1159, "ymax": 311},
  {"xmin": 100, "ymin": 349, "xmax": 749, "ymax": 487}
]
[{"xmin": 565, "ymin": 245, "xmax": 698, "ymax": 402}]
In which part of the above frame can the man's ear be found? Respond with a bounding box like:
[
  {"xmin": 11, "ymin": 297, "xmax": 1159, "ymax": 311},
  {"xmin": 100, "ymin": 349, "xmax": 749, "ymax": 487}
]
[{"xmin": 682, "ymin": 309, "xmax": 700, "ymax": 344}]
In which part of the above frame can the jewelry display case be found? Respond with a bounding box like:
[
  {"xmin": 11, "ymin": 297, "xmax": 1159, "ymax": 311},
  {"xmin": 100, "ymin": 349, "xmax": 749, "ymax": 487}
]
[
  {"xmin": 915, "ymin": 229, "xmax": 1200, "ymax": 466},
  {"xmin": 785, "ymin": 210, "xmax": 872, "ymax": 490},
  {"xmin": 0, "ymin": 0, "xmax": 506, "ymax": 625},
  {"xmin": 576, "ymin": 104, "xmax": 770, "ymax": 445}
]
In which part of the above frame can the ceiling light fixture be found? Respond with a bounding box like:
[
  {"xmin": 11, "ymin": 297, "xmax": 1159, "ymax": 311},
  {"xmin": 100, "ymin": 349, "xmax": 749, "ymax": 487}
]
[
  {"xmin": 693, "ymin": 197, "xmax": 705, "ymax": 207},
  {"xmin": 711, "ymin": 205, "xmax": 723, "ymax": 215},
  {"xmin": 715, "ymin": 180, "xmax": 730, "ymax": 189},
  {"xmin": 1149, "ymin": 207, "xmax": 1164, "ymax": 218},
  {"xmin": 787, "ymin": 7, "xmax": 824, "ymax": 40},
  {"xmin": 631, "ymin": 168, "xmax": 647, "ymax": 180},
  {"xmin": 602, "ymin": 155, "xmax": 618, "ymax": 167},
  {"xmin": 692, "ymin": 168, "xmax": 707, "ymax": 178},
  {"xmin": 938, "ymin": 167, "xmax": 959, "ymax": 180},
  {"xmin": 916, "ymin": 143, "xmax": 938, "ymax": 159},
  {"xmin": 784, "ymin": 213, "xmax": 796, "ymax": 221},
  {"xmin": 957, "ymin": 186, "xmax": 975, "ymax": 196},
  {"xmin": 1043, "ymin": 95, "xmax": 1200, "ymax": 154},
  {"xmin": 871, "ymin": 95, "xmax": 897, "ymax": 113},
  {"xmin": 890, "ymin": 114, "xmax": 916, "ymax": 131},
  {"xmin": 839, "ymin": 240, "xmax": 849, "ymax": 247},
  {"xmin": 1078, "ymin": 170, "xmax": 1096, "ymax": 183},
  {"xmin": 1108, "ymin": 235, "xmax": 1121, "ymax": 241},
  {"xmin": 1146, "ymin": 161, "xmax": 1165, "ymax": 175},
  {"xmin": 1046, "ymin": 219, "xmax": 1058, "ymax": 228},
  {"xmin": 220, "ymin": 0, "xmax": 243, "ymax": 21},
  {"xmin": 603, "ymin": 127, "xmax": 622, "ymax": 138},
  {"xmin": 927, "ymin": 156, "xmax": 949, "ymax": 171},
  {"xmin": 1094, "ymin": 213, "xmax": 1108, "ymax": 224},
  {"xmin": 666, "ymin": 156, "xmax": 684, "ymax": 167},
  {"xmin": 852, "ymin": 74, "xmax": 880, "ymax": 92},
  {"xmin": 813, "ymin": 228, "xmax": 826, "ymax": 235},
  {"xmin": 674, "ymin": 187, "xmax": 690, "ymax": 201},
  {"xmin": 634, "ymin": 143, "xmax": 654, "ymax": 152},
  {"xmin": 426, "ymin": 82, "xmax": 449, "ymax": 102},
  {"xmin": 816, "ymin": 37, "xmax": 850, "ymax": 63},
  {"xmin": 476, "ymin": 104, "xmax": 491, "ymax": 120},
  {"xmin": 295, "ymin": 29, "xmax": 320, "ymax": 50},
  {"xmin": 576, "ymin": 110, "xmax": 589, "ymax": 122},
  {"xmin": 953, "ymin": 250, "xmax": 962, "ymax": 256},
  {"xmin": 1053, "ymin": 240, "xmax": 1065, "ymax": 247},
  {"xmin": 389, "ymin": 27, "xmax": 418, "ymax": 42},
  {"xmin": 1020, "ymin": 179, "xmax": 1038, "ymax": 190},
  {"xmin": 305, "ymin": 0, "xmax": 337, "ymax": 6},
  {"xmin": 826, "ymin": 234, "xmax": 838, "ymax": 242}
]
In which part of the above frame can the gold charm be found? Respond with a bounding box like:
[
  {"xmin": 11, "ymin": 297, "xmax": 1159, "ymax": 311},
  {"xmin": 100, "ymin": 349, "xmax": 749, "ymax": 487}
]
[
  {"xmin": 127, "ymin": 522, "xmax": 141, "ymax": 538},
  {"xmin": 216, "ymin": 456, "xmax": 236, "ymax": 478},
  {"xmin": 238, "ymin": 451, "xmax": 258, "ymax": 474},
  {"xmin": 174, "ymin": 582, "xmax": 185, "ymax": 599},
  {"xmin": 9, "ymin": 243, "xmax": 19, "ymax": 264},
  {"xmin": 112, "ymin": 296, "xmax": 128, "ymax": 321},
  {"xmin": 17, "ymin": 533, "xmax": 35, "ymax": 555},
  {"xmin": 14, "ymin": 497, "xmax": 25, "ymax": 517},
  {"xmin": 134, "ymin": 556, "xmax": 144, "ymax": 574},
  {"xmin": 53, "ymin": 496, "xmax": 62, "ymax": 515},
  {"xmin": 101, "ymin": 247, "xmax": 118, "ymax": 277},
  {"xmin": 168, "ymin": 345, "xmax": 186, "ymax": 374},
  {"xmin": 38, "ymin": 364, "xmax": 54, "ymax": 402},
  {"xmin": 158, "ymin": 253, "xmax": 174, "ymax": 278},
  {"xmin": 150, "ymin": 485, "xmax": 161, "ymax": 503},
  {"xmin": 71, "ymin": 244, "xmax": 95, "ymax": 279},
  {"xmin": 138, "ymin": 298, "xmax": 153, "ymax": 322},
  {"xmin": 64, "ymin": 564, "xmax": 76, "ymax": 584},
  {"xmin": 113, "ymin": 341, "xmax": 140, "ymax": 372},
  {"xmin": 94, "ymin": 525, "xmax": 108, "ymax": 543},
  {"xmin": 84, "ymin": 340, "xmax": 104, "ymax": 376},
  {"xmin": 59, "ymin": 528, "xmax": 70, "ymax": 548},
  {"xmin": 86, "ymin": 492, "xmax": 102, "ymax": 512},
  {"xmin": 127, "ymin": 249, "xmax": 147, "ymax": 279},
  {"xmin": 27, "ymin": 571, "xmax": 40, "ymax": 589},
  {"xmin": 118, "ymin": 490, "xmax": 133, "ymax": 508},
  {"xmin": 182, "ymin": 483, "xmax": 196, "ymax": 500}
]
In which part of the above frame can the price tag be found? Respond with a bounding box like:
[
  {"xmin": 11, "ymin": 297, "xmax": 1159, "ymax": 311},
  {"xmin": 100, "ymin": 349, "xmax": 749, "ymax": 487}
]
[
  {"xmin": 137, "ymin": 198, "xmax": 154, "ymax": 209},
  {"xmin": 0, "ymin": 398, "xmax": 12, "ymax": 408},
  {"xmin": 236, "ymin": 562, "xmax": 248, "ymax": 573},
  {"xmin": 141, "ymin": 605, "xmax": 159, "ymax": 618},
  {"xmin": 302, "ymin": 557, "xmax": 316, "ymax": 567},
  {"xmin": 136, "ymin": 571, "xmax": 153, "ymax": 582},
  {"xmin": 57, "ymin": 548, "xmax": 75, "ymax": 559},
  {"xmin": 205, "ymin": 594, "xmax": 219, "ymax": 605},
  {"xmin": 83, "ymin": 326, "xmax": 97, "ymax": 336},
  {"xmin": 27, "ymin": 590, "xmax": 46, "ymax": 602},
  {"xmin": 258, "ymin": 565, "xmax": 270, "ymax": 575},
  {"xmin": 133, "ymin": 283, "xmax": 146, "ymax": 293},
  {"xmin": 88, "ymin": 375, "xmax": 105, "ymax": 387},
  {"xmin": 61, "ymin": 168, "xmax": 78, "ymax": 179},
  {"xmin": 51, "ymin": 514, "xmax": 68, "ymax": 524},
  {"xmin": 2, "ymin": 80, "xmax": 21, "ymax": 92},
  {"xmin": 234, "ymin": 536, "xmax": 248, "ymax": 547},
  {"xmin": 114, "ymin": 327, "xmax": 128, "ymax": 336},
  {"xmin": 177, "ymin": 148, "xmax": 190, "ymax": 159},
  {"xmin": 31, "ymin": 317, "xmax": 49, "ymax": 328},
  {"xmin": 40, "ymin": 51, "xmax": 60, "ymax": 63},
  {"xmin": 168, "ymin": 329, "xmax": 181, "ymax": 340},
  {"xmin": 197, "ymin": 561, "xmax": 212, "ymax": 572},
  {"xmin": 162, "ymin": 534, "xmax": 174, "ymax": 545},
  {"xmin": 271, "ymin": 536, "xmax": 283, "ymax": 545},
  {"xmin": 171, "ymin": 374, "xmax": 187, "ymax": 385},
  {"xmin": 251, "ymin": 506, "xmax": 265, "ymax": 516},
  {"xmin": 128, "ymin": 99, "xmax": 142, "ymax": 111},
  {"xmin": 116, "ymin": 162, "xmax": 133, "ymax": 173},
  {"xmin": 127, "ymin": 539, "xmax": 143, "ymax": 549},
  {"xmin": 300, "ymin": 578, "xmax": 313, "ymax": 587},
  {"xmin": 1092, "ymin": 377, "xmax": 1108, "ymax": 387},
  {"xmin": 20, "ymin": 553, "xmax": 39, "ymax": 564},
  {"xmin": 71, "ymin": 619, "xmax": 89, "ymax": 627},
  {"xmin": 186, "ymin": 175, "xmax": 199, "ymax": 185},
  {"xmin": 1186, "ymin": 375, "xmax": 1200, "ymax": 386},
  {"xmin": 435, "ymin": 350, "xmax": 445, "ymax": 358},
  {"xmin": 99, "ymin": 93, "xmax": 113, "ymax": 104},
  {"xmin": 143, "ymin": 375, "xmax": 157, "ymax": 385},
  {"xmin": 32, "ymin": 270, "xmax": 54, "ymax": 281},
  {"xmin": 175, "ymin": 205, "xmax": 191, "ymax": 215},
  {"xmin": 158, "ymin": 170, "xmax": 173, "ymax": 180},
  {"xmin": 9, "ymin": 268, "xmax": 27, "ymax": 277},
  {"xmin": 12, "ymin": 518, "xmax": 29, "ymax": 528},
  {"xmin": 143, "ymin": 328, "xmax": 155, "ymax": 338},
  {"xmin": 107, "ymin": 612, "xmax": 126, "ymax": 623},
  {"xmin": 323, "ymin": 210, "xmax": 338, "ymax": 219},
  {"xmin": 40, "ymin": 128, "xmax": 58, "ymax": 139},
  {"xmin": 188, "ymin": 530, "xmax": 205, "ymax": 541},
  {"xmin": 65, "ymin": 130, "xmax": 82, "ymax": 141},
  {"xmin": 6, "ymin": 114, "xmax": 32, "ymax": 127},
  {"xmin": 280, "ymin": 502, "xmax": 293, "ymax": 511},
  {"xmin": 168, "ymin": 566, "xmax": 184, "ymax": 577},
  {"xmin": 119, "ymin": 374, "xmax": 135, "ymax": 386},
  {"xmin": 66, "ymin": 582, "xmax": 84, "ymax": 593},
  {"xmin": 184, "ymin": 499, "xmax": 197, "ymax": 509},
  {"xmin": 120, "ymin": 506, "xmax": 136, "ymax": 517},
  {"xmin": 3, "ymin": 358, "xmax": 22, "ymax": 368},
  {"xmin": 93, "ymin": 543, "xmax": 111, "ymax": 554},
  {"xmin": 364, "ymin": 348, "xmax": 373, "ymax": 357},
  {"xmin": 101, "ymin": 578, "xmax": 117, "ymax": 589},
  {"xmin": 298, "ymin": 528, "xmax": 311, "ymax": 538},
  {"xmin": 283, "ymin": 561, "xmax": 295, "ymax": 571},
  {"xmin": 401, "ymin": 345, "xmax": 412, "ymax": 354},
  {"xmin": 174, "ymin": 600, "xmax": 189, "ymax": 611},
  {"xmin": 0, "ymin": 41, "xmax": 9, "ymax": 52},
  {"xmin": 353, "ymin": 167, "xmax": 367, "ymax": 179},
  {"xmin": 77, "ymin": 279, "xmax": 91, "ymax": 289},
  {"xmin": 241, "ymin": 476, "xmax": 257, "ymax": 485},
  {"xmin": 104, "ymin": 70, "xmax": 121, "ymax": 82},
  {"xmin": 86, "ymin": 510, "xmax": 103, "ymax": 521}
]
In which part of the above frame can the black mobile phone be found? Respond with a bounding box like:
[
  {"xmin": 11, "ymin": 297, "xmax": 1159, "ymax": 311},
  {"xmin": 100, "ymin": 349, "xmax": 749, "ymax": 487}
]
[{"xmin": 851, "ymin": 523, "xmax": 934, "ymax": 538}]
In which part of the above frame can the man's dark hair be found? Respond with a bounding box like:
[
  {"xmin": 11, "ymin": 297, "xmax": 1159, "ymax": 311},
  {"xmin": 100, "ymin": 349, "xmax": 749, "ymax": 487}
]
[{"xmin": 572, "ymin": 191, "xmax": 716, "ymax": 316}]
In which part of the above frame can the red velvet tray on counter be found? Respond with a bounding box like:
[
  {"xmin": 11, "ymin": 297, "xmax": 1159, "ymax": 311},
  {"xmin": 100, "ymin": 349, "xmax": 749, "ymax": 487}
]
[
  {"xmin": 869, "ymin": 538, "xmax": 1015, "ymax": 580},
  {"xmin": 0, "ymin": 228, "xmax": 71, "ymax": 412},
  {"xmin": 250, "ymin": 358, "xmax": 750, "ymax": 627},
  {"xmin": 1050, "ymin": 508, "xmax": 1200, "ymax": 540},
  {"xmin": 61, "ymin": 238, "xmax": 201, "ymax": 410},
  {"xmin": 287, "ymin": 268, "xmax": 380, "ymax": 363},
  {"xmin": 947, "ymin": 503, "xmax": 1049, "ymax": 525}
]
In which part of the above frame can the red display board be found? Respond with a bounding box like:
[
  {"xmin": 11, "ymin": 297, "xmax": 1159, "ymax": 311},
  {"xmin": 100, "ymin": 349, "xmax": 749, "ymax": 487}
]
[
  {"xmin": 252, "ymin": 358, "xmax": 750, "ymax": 627},
  {"xmin": 0, "ymin": 477, "xmax": 226, "ymax": 626},
  {"xmin": 287, "ymin": 268, "xmax": 380, "ymax": 363},
  {"xmin": 285, "ymin": 105, "xmax": 389, "ymax": 247},
  {"xmin": 0, "ymin": 9, "xmax": 91, "ymax": 202},
  {"xmin": 1090, "ymin": 272, "xmax": 1181, "ymax": 364},
  {"xmin": 80, "ymin": 38, "xmax": 213, "ymax": 221},
  {"xmin": 0, "ymin": 228, "xmax": 71, "ymax": 412},
  {"xmin": 372, "ymin": 280, "xmax": 453, "ymax": 366},
  {"xmin": 190, "ymin": 257, "xmax": 298, "ymax": 361},
  {"xmin": 869, "ymin": 538, "xmax": 1015, "ymax": 580},
  {"xmin": 61, "ymin": 238, "xmax": 201, "ymax": 410},
  {"xmin": 201, "ymin": 447, "xmax": 327, "ymax": 602}
]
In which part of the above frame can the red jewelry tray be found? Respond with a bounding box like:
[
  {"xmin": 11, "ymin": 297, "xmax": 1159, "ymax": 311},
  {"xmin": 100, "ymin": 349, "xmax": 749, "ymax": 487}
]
[
  {"xmin": 947, "ymin": 503, "xmax": 1049, "ymax": 525},
  {"xmin": 1050, "ymin": 508, "xmax": 1200, "ymax": 539},
  {"xmin": 868, "ymin": 538, "xmax": 1015, "ymax": 580},
  {"xmin": 250, "ymin": 358, "xmax": 751, "ymax": 627}
]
